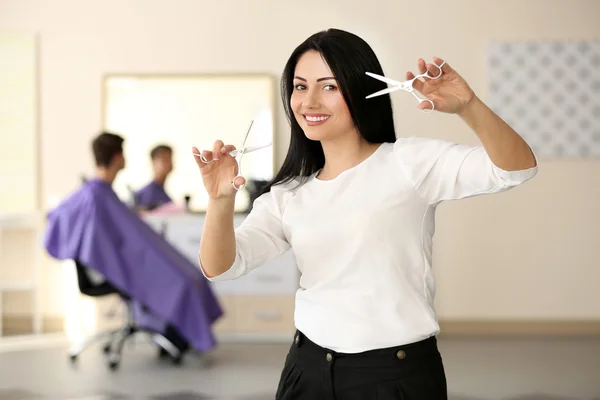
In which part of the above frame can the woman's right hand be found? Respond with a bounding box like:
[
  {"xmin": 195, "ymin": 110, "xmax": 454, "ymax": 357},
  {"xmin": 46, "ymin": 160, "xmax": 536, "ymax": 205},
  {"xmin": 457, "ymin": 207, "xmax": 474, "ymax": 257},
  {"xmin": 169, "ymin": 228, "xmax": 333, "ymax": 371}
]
[{"xmin": 192, "ymin": 140, "xmax": 244, "ymax": 200}]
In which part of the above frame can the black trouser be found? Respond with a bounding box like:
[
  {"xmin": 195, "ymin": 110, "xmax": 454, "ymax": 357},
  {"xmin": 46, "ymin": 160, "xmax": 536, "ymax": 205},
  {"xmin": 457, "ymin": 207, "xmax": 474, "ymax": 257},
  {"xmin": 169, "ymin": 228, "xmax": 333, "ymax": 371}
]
[{"xmin": 275, "ymin": 330, "xmax": 447, "ymax": 400}]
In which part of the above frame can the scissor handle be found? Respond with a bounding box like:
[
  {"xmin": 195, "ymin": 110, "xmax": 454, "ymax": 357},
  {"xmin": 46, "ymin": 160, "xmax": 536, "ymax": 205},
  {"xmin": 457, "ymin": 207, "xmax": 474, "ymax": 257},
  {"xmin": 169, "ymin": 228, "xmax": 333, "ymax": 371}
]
[
  {"xmin": 409, "ymin": 62, "xmax": 444, "ymax": 113},
  {"xmin": 194, "ymin": 151, "xmax": 244, "ymax": 189},
  {"xmin": 195, "ymin": 148, "xmax": 238, "ymax": 163},
  {"xmin": 232, "ymin": 176, "xmax": 246, "ymax": 191},
  {"xmin": 419, "ymin": 99, "xmax": 435, "ymax": 113},
  {"xmin": 410, "ymin": 92, "xmax": 435, "ymax": 113},
  {"xmin": 231, "ymin": 153, "xmax": 245, "ymax": 190},
  {"xmin": 198, "ymin": 153, "xmax": 214, "ymax": 164},
  {"xmin": 421, "ymin": 61, "xmax": 445, "ymax": 80}
]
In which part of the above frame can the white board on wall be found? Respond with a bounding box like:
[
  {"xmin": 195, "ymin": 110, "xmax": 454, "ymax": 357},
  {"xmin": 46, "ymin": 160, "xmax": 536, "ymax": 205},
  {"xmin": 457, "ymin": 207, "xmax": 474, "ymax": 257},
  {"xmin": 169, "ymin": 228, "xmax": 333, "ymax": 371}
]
[
  {"xmin": 0, "ymin": 32, "xmax": 39, "ymax": 213},
  {"xmin": 488, "ymin": 40, "xmax": 600, "ymax": 159}
]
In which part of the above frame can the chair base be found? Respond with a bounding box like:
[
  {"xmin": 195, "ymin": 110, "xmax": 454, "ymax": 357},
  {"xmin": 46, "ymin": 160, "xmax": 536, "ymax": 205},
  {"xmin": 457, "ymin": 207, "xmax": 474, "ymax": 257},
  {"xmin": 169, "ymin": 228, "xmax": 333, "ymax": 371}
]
[{"xmin": 68, "ymin": 324, "xmax": 184, "ymax": 370}]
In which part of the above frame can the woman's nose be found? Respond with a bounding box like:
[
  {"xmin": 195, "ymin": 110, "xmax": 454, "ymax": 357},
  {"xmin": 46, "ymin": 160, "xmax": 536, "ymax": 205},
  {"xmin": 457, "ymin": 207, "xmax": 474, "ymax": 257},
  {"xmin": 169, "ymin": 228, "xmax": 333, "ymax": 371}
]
[{"xmin": 303, "ymin": 89, "xmax": 319, "ymax": 108}]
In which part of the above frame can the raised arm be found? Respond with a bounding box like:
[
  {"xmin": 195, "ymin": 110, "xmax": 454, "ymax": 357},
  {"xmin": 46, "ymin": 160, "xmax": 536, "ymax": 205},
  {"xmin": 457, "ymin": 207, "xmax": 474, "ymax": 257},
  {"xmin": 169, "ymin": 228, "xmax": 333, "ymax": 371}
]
[
  {"xmin": 395, "ymin": 57, "xmax": 538, "ymax": 204},
  {"xmin": 200, "ymin": 197, "xmax": 237, "ymax": 278},
  {"xmin": 457, "ymin": 95, "xmax": 537, "ymax": 171},
  {"xmin": 192, "ymin": 140, "xmax": 290, "ymax": 281},
  {"xmin": 200, "ymin": 190, "xmax": 291, "ymax": 281},
  {"xmin": 408, "ymin": 57, "xmax": 537, "ymax": 171}
]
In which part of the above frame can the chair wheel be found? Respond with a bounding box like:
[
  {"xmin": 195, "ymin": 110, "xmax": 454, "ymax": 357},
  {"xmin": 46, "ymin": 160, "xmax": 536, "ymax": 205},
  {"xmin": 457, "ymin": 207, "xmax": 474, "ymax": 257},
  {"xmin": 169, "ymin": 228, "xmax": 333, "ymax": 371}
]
[
  {"xmin": 69, "ymin": 354, "xmax": 77, "ymax": 363},
  {"xmin": 158, "ymin": 347, "xmax": 169, "ymax": 358},
  {"xmin": 172, "ymin": 355, "xmax": 183, "ymax": 365},
  {"xmin": 103, "ymin": 344, "xmax": 111, "ymax": 354},
  {"xmin": 108, "ymin": 353, "xmax": 121, "ymax": 370}
]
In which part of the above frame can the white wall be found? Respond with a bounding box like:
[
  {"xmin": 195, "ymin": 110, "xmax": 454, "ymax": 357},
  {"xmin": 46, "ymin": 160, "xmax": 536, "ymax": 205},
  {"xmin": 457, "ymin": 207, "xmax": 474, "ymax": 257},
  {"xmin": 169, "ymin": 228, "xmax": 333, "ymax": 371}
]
[
  {"xmin": 1, "ymin": 0, "xmax": 599, "ymax": 320},
  {"xmin": 0, "ymin": 32, "xmax": 38, "ymax": 214}
]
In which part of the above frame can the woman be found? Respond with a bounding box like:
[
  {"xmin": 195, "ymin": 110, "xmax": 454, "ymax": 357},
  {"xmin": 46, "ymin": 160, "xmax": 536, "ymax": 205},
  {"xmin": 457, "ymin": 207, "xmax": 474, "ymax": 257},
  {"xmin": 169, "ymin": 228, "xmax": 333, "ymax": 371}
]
[{"xmin": 192, "ymin": 29, "xmax": 537, "ymax": 399}]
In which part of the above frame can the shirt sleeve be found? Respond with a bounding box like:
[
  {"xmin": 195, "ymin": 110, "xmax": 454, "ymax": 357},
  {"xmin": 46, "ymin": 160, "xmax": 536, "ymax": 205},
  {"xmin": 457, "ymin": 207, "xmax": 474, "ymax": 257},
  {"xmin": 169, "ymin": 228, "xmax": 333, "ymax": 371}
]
[
  {"xmin": 393, "ymin": 136, "xmax": 538, "ymax": 205},
  {"xmin": 199, "ymin": 183, "xmax": 292, "ymax": 281}
]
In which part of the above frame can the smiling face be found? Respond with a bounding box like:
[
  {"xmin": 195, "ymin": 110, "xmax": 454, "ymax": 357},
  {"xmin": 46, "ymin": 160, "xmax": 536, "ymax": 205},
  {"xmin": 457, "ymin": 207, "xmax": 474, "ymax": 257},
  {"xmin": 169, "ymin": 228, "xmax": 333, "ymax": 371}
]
[{"xmin": 290, "ymin": 50, "xmax": 357, "ymax": 142}]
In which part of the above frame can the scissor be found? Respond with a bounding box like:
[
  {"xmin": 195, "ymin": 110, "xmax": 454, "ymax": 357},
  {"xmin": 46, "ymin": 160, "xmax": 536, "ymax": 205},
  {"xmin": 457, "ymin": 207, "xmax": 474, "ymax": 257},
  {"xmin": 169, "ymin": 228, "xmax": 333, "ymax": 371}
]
[
  {"xmin": 364, "ymin": 61, "xmax": 445, "ymax": 113},
  {"xmin": 193, "ymin": 120, "xmax": 272, "ymax": 191}
]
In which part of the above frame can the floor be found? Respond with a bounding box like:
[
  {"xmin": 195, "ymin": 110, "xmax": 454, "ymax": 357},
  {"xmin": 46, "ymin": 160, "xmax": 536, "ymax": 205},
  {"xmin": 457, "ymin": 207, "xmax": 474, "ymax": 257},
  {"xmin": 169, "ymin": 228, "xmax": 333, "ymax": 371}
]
[{"xmin": 0, "ymin": 334, "xmax": 599, "ymax": 400}]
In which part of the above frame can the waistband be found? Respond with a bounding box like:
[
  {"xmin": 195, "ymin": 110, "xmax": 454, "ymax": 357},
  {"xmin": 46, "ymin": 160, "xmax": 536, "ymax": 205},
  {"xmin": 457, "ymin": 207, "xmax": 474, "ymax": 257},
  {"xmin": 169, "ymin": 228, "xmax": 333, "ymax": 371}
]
[{"xmin": 289, "ymin": 330, "xmax": 440, "ymax": 368}]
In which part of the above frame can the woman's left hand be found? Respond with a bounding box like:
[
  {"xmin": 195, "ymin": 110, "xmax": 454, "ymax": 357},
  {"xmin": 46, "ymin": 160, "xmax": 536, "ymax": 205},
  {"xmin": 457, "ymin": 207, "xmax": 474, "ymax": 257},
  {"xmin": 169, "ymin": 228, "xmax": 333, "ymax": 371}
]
[{"xmin": 407, "ymin": 57, "xmax": 475, "ymax": 114}]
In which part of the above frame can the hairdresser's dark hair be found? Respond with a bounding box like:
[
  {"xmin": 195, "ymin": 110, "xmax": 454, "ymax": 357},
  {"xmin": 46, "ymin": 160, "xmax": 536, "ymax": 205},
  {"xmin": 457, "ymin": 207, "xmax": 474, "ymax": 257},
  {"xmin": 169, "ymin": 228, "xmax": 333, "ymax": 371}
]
[
  {"xmin": 257, "ymin": 28, "xmax": 396, "ymax": 196},
  {"xmin": 150, "ymin": 144, "xmax": 172, "ymax": 160},
  {"xmin": 92, "ymin": 132, "xmax": 124, "ymax": 167}
]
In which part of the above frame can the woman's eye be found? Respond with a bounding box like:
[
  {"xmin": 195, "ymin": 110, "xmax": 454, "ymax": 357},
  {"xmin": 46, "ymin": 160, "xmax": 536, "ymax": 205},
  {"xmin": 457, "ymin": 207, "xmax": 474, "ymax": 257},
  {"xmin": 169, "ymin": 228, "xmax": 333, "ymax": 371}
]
[
  {"xmin": 294, "ymin": 84, "xmax": 306, "ymax": 90},
  {"xmin": 323, "ymin": 84, "xmax": 337, "ymax": 91}
]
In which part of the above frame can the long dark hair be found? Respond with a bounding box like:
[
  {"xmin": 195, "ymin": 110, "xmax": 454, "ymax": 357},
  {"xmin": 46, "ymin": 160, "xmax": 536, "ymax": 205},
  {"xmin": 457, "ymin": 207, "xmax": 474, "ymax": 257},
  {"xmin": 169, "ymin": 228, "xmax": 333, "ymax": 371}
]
[{"xmin": 258, "ymin": 28, "xmax": 396, "ymax": 196}]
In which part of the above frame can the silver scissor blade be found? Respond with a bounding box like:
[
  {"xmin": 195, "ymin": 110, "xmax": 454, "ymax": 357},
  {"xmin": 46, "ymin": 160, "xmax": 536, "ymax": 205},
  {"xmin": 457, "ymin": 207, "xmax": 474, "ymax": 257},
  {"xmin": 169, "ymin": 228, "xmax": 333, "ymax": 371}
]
[
  {"xmin": 365, "ymin": 86, "xmax": 402, "ymax": 99},
  {"xmin": 365, "ymin": 72, "xmax": 403, "ymax": 86},
  {"xmin": 240, "ymin": 120, "xmax": 254, "ymax": 147},
  {"xmin": 243, "ymin": 142, "xmax": 272, "ymax": 154}
]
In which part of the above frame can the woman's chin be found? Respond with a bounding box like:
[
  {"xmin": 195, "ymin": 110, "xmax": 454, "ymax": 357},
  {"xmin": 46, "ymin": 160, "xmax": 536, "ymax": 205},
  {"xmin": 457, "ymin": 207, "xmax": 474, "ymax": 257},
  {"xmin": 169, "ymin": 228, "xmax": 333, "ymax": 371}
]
[{"xmin": 301, "ymin": 125, "xmax": 332, "ymax": 142}]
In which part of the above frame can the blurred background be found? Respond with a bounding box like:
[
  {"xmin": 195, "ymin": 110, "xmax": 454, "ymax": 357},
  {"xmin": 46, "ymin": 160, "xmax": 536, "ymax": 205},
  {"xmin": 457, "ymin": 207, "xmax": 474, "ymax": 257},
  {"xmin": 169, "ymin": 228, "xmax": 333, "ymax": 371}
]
[{"xmin": 0, "ymin": 0, "xmax": 599, "ymax": 399}]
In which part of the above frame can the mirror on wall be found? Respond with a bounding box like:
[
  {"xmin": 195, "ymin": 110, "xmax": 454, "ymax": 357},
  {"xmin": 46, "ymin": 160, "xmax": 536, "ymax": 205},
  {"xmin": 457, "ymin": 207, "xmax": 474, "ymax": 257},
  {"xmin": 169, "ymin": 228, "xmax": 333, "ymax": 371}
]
[{"xmin": 102, "ymin": 74, "xmax": 277, "ymax": 212}]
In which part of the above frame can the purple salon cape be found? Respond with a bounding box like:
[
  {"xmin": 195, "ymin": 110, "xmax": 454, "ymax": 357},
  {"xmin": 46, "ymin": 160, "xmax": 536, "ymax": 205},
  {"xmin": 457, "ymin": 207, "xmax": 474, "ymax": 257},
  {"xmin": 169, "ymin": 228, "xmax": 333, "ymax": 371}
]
[
  {"xmin": 134, "ymin": 181, "xmax": 172, "ymax": 208},
  {"xmin": 44, "ymin": 178, "xmax": 222, "ymax": 351}
]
